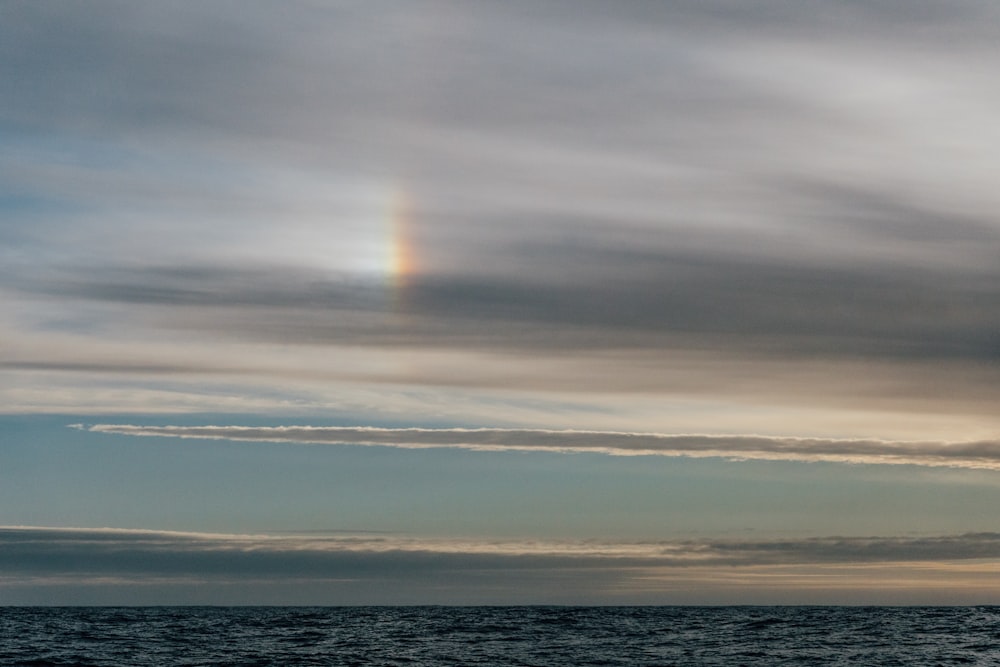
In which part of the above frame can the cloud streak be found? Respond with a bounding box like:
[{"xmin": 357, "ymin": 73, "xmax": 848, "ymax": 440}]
[
  {"xmin": 85, "ymin": 424, "xmax": 1000, "ymax": 470},
  {"xmin": 6, "ymin": 525, "xmax": 1000, "ymax": 570},
  {"xmin": 4, "ymin": 526, "xmax": 1000, "ymax": 605},
  {"xmin": 14, "ymin": 249, "xmax": 1000, "ymax": 361}
]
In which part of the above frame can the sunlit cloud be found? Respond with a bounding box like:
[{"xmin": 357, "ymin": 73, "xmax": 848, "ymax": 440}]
[{"xmin": 84, "ymin": 424, "xmax": 1000, "ymax": 470}]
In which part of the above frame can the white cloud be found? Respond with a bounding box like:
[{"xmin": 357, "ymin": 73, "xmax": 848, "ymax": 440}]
[{"xmin": 86, "ymin": 424, "xmax": 1000, "ymax": 470}]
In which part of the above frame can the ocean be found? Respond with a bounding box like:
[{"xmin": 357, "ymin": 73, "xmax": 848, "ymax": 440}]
[{"xmin": 2, "ymin": 606, "xmax": 998, "ymax": 666}]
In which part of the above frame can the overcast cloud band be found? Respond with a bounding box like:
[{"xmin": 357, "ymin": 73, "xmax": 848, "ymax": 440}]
[{"xmin": 5, "ymin": 526, "xmax": 1000, "ymax": 570}]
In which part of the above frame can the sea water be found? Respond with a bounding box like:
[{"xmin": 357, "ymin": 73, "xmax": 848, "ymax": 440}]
[{"xmin": 2, "ymin": 606, "xmax": 999, "ymax": 666}]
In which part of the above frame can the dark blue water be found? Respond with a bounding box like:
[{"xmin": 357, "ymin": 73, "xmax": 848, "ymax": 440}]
[{"xmin": 2, "ymin": 606, "xmax": 999, "ymax": 666}]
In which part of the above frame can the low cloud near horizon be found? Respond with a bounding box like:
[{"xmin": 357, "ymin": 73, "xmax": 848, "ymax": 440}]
[{"xmin": 4, "ymin": 526, "xmax": 1000, "ymax": 605}]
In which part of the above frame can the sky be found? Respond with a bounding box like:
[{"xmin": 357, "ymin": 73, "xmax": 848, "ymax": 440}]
[{"xmin": 2, "ymin": 0, "xmax": 1000, "ymax": 605}]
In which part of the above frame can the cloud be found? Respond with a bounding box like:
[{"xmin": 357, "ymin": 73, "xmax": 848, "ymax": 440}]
[
  {"xmin": 85, "ymin": 424, "xmax": 1000, "ymax": 470},
  {"xmin": 9, "ymin": 232, "xmax": 999, "ymax": 363},
  {"xmin": 3, "ymin": 0, "xmax": 1000, "ymax": 432},
  {"xmin": 5, "ymin": 0, "xmax": 1000, "ymax": 606},
  {"xmin": 6, "ymin": 525, "xmax": 1000, "ymax": 571},
  {"xmin": 4, "ymin": 526, "xmax": 1000, "ymax": 605}
]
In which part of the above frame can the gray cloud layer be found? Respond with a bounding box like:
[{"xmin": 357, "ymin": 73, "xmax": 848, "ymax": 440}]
[
  {"xmin": 5, "ymin": 525, "xmax": 1000, "ymax": 577},
  {"xmin": 3, "ymin": 1, "xmax": 1000, "ymax": 425},
  {"xmin": 11, "ymin": 235, "xmax": 998, "ymax": 363},
  {"xmin": 8, "ymin": 525, "xmax": 1000, "ymax": 604},
  {"xmin": 86, "ymin": 424, "xmax": 1000, "ymax": 470}
]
